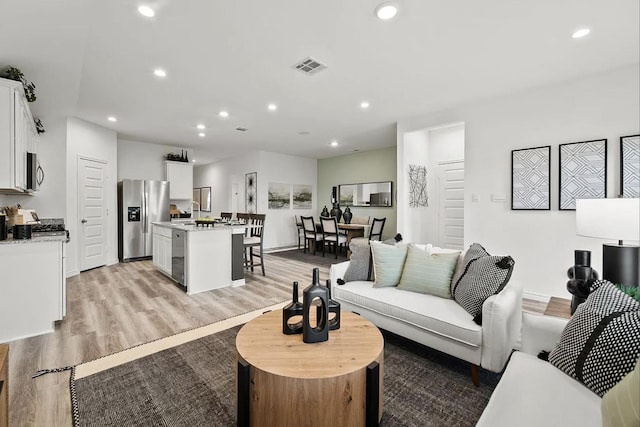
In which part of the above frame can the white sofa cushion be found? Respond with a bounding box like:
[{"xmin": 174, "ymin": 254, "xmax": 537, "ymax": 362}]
[
  {"xmin": 477, "ymin": 351, "xmax": 601, "ymax": 427},
  {"xmin": 333, "ymin": 280, "xmax": 482, "ymax": 347}
]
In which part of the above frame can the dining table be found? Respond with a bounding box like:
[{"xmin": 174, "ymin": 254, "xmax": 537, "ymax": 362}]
[{"xmin": 298, "ymin": 220, "xmax": 370, "ymax": 259}]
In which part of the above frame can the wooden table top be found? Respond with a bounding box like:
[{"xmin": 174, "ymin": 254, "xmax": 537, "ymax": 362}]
[{"xmin": 236, "ymin": 310, "xmax": 383, "ymax": 379}]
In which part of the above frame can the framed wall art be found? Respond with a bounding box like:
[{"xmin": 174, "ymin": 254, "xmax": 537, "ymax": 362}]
[
  {"xmin": 292, "ymin": 184, "xmax": 312, "ymax": 209},
  {"xmin": 408, "ymin": 164, "xmax": 428, "ymax": 208},
  {"xmin": 511, "ymin": 146, "xmax": 550, "ymax": 210},
  {"xmin": 268, "ymin": 182, "xmax": 291, "ymax": 209},
  {"xmin": 620, "ymin": 134, "xmax": 639, "ymax": 198},
  {"xmin": 245, "ymin": 172, "xmax": 257, "ymax": 213},
  {"xmin": 559, "ymin": 139, "xmax": 607, "ymax": 210}
]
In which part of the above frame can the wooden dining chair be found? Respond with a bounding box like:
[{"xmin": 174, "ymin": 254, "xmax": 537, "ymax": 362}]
[
  {"xmin": 220, "ymin": 212, "xmax": 233, "ymax": 220},
  {"xmin": 369, "ymin": 217, "xmax": 386, "ymax": 241},
  {"xmin": 244, "ymin": 214, "xmax": 266, "ymax": 276},
  {"xmin": 301, "ymin": 216, "xmax": 323, "ymax": 255},
  {"xmin": 320, "ymin": 216, "xmax": 347, "ymax": 259},
  {"xmin": 294, "ymin": 215, "xmax": 305, "ymax": 250}
]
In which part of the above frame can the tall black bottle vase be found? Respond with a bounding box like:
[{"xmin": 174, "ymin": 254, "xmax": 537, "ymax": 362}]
[
  {"xmin": 303, "ymin": 268, "xmax": 329, "ymax": 343},
  {"xmin": 282, "ymin": 281, "xmax": 303, "ymax": 334}
]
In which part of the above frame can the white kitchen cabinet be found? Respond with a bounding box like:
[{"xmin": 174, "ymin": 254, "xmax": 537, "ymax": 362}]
[
  {"xmin": 0, "ymin": 238, "xmax": 66, "ymax": 343},
  {"xmin": 164, "ymin": 161, "xmax": 193, "ymax": 200},
  {"xmin": 152, "ymin": 225, "xmax": 172, "ymax": 276},
  {"xmin": 0, "ymin": 77, "xmax": 37, "ymax": 194}
]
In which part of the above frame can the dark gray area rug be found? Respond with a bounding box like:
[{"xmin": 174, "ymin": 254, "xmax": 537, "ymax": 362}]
[
  {"xmin": 74, "ymin": 325, "xmax": 500, "ymax": 426},
  {"xmin": 268, "ymin": 248, "xmax": 348, "ymax": 267}
]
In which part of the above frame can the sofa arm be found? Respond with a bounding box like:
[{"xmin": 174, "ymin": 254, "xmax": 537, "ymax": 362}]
[
  {"xmin": 480, "ymin": 280, "xmax": 523, "ymax": 372},
  {"xmin": 520, "ymin": 312, "xmax": 568, "ymax": 356},
  {"xmin": 329, "ymin": 261, "xmax": 350, "ymax": 287}
]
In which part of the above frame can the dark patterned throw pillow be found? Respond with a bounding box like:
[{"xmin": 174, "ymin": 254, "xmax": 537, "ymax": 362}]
[
  {"xmin": 452, "ymin": 243, "xmax": 515, "ymax": 325},
  {"xmin": 548, "ymin": 280, "xmax": 640, "ymax": 397}
]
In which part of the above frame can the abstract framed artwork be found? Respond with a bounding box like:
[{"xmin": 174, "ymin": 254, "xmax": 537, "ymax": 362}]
[
  {"xmin": 511, "ymin": 146, "xmax": 550, "ymax": 210},
  {"xmin": 620, "ymin": 134, "xmax": 639, "ymax": 198},
  {"xmin": 245, "ymin": 172, "xmax": 257, "ymax": 213},
  {"xmin": 408, "ymin": 164, "xmax": 428, "ymax": 208},
  {"xmin": 268, "ymin": 182, "xmax": 291, "ymax": 209},
  {"xmin": 559, "ymin": 139, "xmax": 607, "ymax": 210},
  {"xmin": 292, "ymin": 184, "xmax": 312, "ymax": 209}
]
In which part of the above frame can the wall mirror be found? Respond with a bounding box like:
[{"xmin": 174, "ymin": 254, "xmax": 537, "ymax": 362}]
[{"xmin": 339, "ymin": 181, "xmax": 393, "ymax": 207}]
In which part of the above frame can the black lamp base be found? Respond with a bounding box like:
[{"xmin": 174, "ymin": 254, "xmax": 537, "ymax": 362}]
[{"xmin": 603, "ymin": 244, "xmax": 640, "ymax": 288}]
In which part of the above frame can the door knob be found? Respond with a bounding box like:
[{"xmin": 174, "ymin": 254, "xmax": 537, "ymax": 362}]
[{"xmin": 81, "ymin": 219, "xmax": 87, "ymax": 223}]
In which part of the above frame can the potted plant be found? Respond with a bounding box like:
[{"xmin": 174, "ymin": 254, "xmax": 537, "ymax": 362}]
[{"xmin": 0, "ymin": 66, "xmax": 37, "ymax": 102}]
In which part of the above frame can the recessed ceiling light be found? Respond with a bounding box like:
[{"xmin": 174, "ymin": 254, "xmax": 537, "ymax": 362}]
[
  {"xmin": 138, "ymin": 5, "xmax": 155, "ymax": 17},
  {"xmin": 374, "ymin": 3, "xmax": 398, "ymax": 20},
  {"xmin": 108, "ymin": 116, "xmax": 117, "ymax": 122},
  {"xmin": 153, "ymin": 68, "xmax": 167, "ymax": 78},
  {"xmin": 219, "ymin": 111, "xmax": 229, "ymax": 118},
  {"xmin": 198, "ymin": 132, "xmax": 206, "ymax": 137},
  {"xmin": 360, "ymin": 101, "xmax": 370, "ymax": 109},
  {"xmin": 192, "ymin": 159, "xmax": 196, "ymax": 163},
  {"xmin": 267, "ymin": 103, "xmax": 277, "ymax": 111},
  {"xmin": 572, "ymin": 28, "xmax": 590, "ymax": 39},
  {"xmin": 196, "ymin": 124, "xmax": 205, "ymax": 130},
  {"xmin": 331, "ymin": 140, "xmax": 339, "ymax": 147}
]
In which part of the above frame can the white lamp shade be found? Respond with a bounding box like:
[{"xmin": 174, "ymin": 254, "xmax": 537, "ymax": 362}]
[{"xmin": 576, "ymin": 198, "xmax": 640, "ymax": 241}]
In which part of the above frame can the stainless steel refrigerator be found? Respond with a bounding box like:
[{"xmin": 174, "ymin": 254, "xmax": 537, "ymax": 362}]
[{"xmin": 118, "ymin": 179, "xmax": 170, "ymax": 261}]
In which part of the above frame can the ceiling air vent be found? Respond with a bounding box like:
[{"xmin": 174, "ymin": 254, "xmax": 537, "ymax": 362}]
[
  {"xmin": 292, "ymin": 57, "xmax": 327, "ymax": 75},
  {"xmin": 236, "ymin": 127, "xmax": 248, "ymax": 132}
]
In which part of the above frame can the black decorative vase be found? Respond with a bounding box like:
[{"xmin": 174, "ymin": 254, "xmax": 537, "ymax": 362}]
[
  {"xmin": 566, "ymin": 250, "xmax": 599, "ymax": 314},
  {"xmin": 303, "ymin": 268, "xmax": 329, "ymax": 343},
  {"xmin": 326, "ymin": 279, "xmax": 341, "ymax": 330},
  {"xmin": 320, "ymin": 205, "xmax": 330, "ymax": 217},
  {"xmin": 342, "ymin": 207, "xmax": 352, "ymax": 224},
  {"xmin": 282, "ymin": 281, "xmax": 303, "ymax": 334},
  {"xmin": 330, "ymin": 203, "xmax": 342, "ymax": 223}
]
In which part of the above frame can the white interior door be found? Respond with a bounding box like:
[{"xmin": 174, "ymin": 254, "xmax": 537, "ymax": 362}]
[
  {"xmin": 437, "ymin": 161, "xmax": 464, "ymax": 250},
  {"xmin": 79, "ymin": 157, "xmax": 107, "ymax": 271}
]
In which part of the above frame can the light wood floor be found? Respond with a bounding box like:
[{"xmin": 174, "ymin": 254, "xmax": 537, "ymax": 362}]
[{"xmin": 6, "ymin": 254, "xmax": 553, "ymax": 427}]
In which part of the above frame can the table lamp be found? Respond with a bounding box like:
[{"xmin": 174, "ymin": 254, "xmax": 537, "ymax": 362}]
[{"xmin": 576, "ymin": 198, "xmax": 640, "ymax": 288}]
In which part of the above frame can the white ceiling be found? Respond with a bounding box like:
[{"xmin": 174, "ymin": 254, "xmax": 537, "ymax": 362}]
[{"xmin": 1, "ymin": 0, "xmax": 638, "ymax": 164}]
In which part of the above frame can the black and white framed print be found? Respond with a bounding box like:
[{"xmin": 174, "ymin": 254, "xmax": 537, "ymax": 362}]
[
  {"xmin": 559, "ymin": 139, "xmax": 607, "ymax": 210},
  {"xmin": 245, "ymin": 172, "xmax": 257, "ymax": 213},
  {"xmin": 511, "ymin": 146, "xmax": 551, "ymax": 210},
  {"xmin": 620, "ymin": 135, "xmax": 640, "ymax": 198}
]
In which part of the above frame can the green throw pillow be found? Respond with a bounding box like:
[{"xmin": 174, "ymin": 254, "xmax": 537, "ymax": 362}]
[
  {"xmin": 371, "ymin": 241, "xmax": 408, "ymax": 288},
  {"xmin": 397, "ymin": 244, "xmax": 460, "ymax": 298}
]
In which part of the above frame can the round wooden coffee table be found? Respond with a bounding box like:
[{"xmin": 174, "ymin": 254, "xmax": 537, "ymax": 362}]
[{"xmin": 236, "ymin": 310, "xmax": 384, "ymax": 427}]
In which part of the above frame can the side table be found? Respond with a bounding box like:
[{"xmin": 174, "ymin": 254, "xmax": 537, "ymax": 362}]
[{"xmin": 236, "ymin": 310, "xmax": 384, "ymax": 427}]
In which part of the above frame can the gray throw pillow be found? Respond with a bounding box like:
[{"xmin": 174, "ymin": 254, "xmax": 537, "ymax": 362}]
[
  {"xmin": 549, "ymin": 280, "xmax": 640, "ymax": 397},
  {"xmin": 452, "ymin": 243, "xmax": 515, "ymax": 325},
  {"xmin": 343, "ymin": 239, "xmax": 374, "ymax": 282}
]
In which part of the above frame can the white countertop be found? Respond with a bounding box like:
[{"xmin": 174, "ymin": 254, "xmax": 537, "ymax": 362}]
[
  {"xmin": 152, "ymin": 221, "xmax": 247, "ymax": 232},
  {"xmin": 0, "ymin": 234, "xmax": 67, "ymax": 245}
]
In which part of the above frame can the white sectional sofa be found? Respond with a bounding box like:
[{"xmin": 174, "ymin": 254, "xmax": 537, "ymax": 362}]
[
  {"xmin": 329, "ymin": 259, "xmax": 523, "ymax": 383},
  {"xmin": 477, "ymin": 313, "xmax": 602, "ymax": 426}
]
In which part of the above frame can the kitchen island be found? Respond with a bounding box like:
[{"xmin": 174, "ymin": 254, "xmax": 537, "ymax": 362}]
[
  {"xmin": 152, "ymin": 222, "xmax": 245, "ymax": 295},
  {"xmin": 0, "ymin": 235, "xmax": 67, "ymax": 343}
]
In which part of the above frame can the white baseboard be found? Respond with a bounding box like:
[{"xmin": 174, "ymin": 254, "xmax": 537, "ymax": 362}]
[
  {"xmin": 107, "ymin": 258, "xmax": 119, "ymax": 266},
  {"xmin": 66, "ymin": 269, "xmax": 79, "ymax": 278},
  {"xmin": 523, "ymin": 291, "xmax": 551, "ymax": 303},
  {"xmin": 264, "ymin": 245, "xmax": 298, "ymax": 253}
]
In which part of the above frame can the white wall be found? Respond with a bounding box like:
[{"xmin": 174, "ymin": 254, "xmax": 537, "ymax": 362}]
[
  {"xmin": 397, "ymin": 65, "xmax": 640, "ymax": 299},
  {"xmin": 401, "ymin": 124, "xmax": 464, "ymax": 243},
  {"xmin": 118, "ymin": 139, "xmax": 195, "ymax": 212},
  {"xmin": 194, "ymin": 150, "xmax": 317, "ymax": 249},
  {"xmin": 0, "ymin": 116, "xmax": 67, "ymax": 218},
  {"xmin": 66, "ymin": 117, "xmax": 118, "ymax": 276}
]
